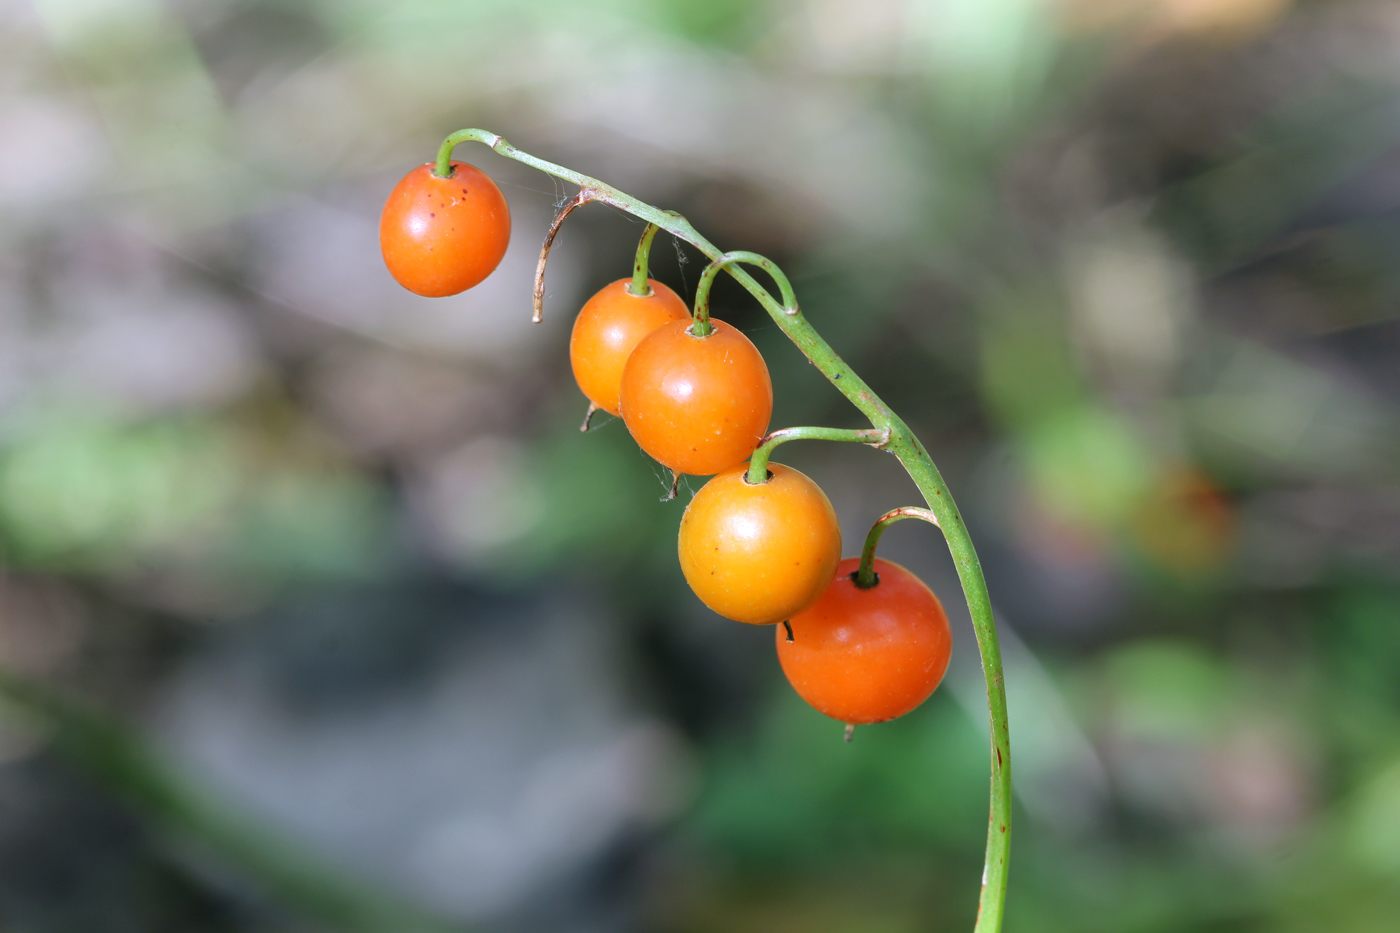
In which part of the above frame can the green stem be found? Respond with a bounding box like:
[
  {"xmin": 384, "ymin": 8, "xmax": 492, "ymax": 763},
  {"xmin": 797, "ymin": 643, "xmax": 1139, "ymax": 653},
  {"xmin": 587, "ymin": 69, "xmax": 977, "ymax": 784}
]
[
  {"xmin": 855, "ymin": 507, "xmax": 942, "ymax": 588},
  {"xmin": 629, "ymin": 223, "xmax": 662, "ymax": 296},
  {"xmin": 691, "ymin": 250, "xmax": 798, "ymax": 337},
  {"xmin": 433, "ymin": 135, "xmax": 460, "ymax": 177},
  {"xmin": 745, "ymin": 426, "xmax": 889, "ymax": 485},
  {"xmin": 435, "ymin": 128, "xmax": 1012, "ymax": 933}
]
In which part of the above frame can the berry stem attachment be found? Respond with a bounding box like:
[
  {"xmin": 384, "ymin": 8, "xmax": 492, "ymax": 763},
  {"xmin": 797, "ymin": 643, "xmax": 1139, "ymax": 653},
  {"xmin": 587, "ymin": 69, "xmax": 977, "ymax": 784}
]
[
  {"xmin": 432, "ymin": 136, "xmax": 461, "ymax": 178},
  {"xmin": 692, "ymin": 250, "xmax": 799, "ymax": 337},
  {"xmin": 629, "ymin": 224, "xmax": 660, "ymax": 296},
  {"xmin": 628, "ymin": 217, "xmax": 676, "ymax": 296},
  {"xmin": 436, "ymin": 127, "xmax": 1012, "ymax": 933},
  {"xmin": 745, "ymin": 426, "xmax": 890, "ymax": 486},
  {"xmin": 856, "ymin": 507, "xmax": 943, "ymax": 588}
]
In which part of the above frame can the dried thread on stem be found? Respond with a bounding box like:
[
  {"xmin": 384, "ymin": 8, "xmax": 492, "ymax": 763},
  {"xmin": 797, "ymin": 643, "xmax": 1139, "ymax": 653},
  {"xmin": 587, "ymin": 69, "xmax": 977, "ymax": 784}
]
[{"xmin": 533, "ymin": 190, "xmax": 593, "ymax": 323}]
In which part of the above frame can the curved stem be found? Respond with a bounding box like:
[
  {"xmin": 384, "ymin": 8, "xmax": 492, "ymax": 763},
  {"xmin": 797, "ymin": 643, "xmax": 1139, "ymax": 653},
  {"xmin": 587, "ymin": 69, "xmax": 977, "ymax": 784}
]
[
  {"xmin": 434, "ymin": 128, "xmax": 1012, "ymax": 933},
  {"xmin": 692, "ymin": 250, "xmax": 799, "ymax": 337},
  {"xmin": 856, "ymin": 507, "xmax": 942, "ymax": 588},
  {"xmin": 433, "ymin": 135, "xmax": 460, "ymax": 178},
  {"xmin": 629, "ymin": 223, "xmax": 662, "ymax": 296},
  {"xmin": 533, "ymin": 190, "xmax": 593, "ymax": 323},
  {"xmin": 745, "ymin": 426, "xmax": 889, "ymax": 485}
]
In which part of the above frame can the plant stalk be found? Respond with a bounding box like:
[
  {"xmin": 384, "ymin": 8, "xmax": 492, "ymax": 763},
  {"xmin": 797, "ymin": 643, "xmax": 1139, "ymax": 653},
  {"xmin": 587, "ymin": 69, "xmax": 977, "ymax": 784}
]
[
  {"xmin": 745, "ymin": 426, "xmax": 888, "ymax": 486},
  {"xmin": 855, "ymin": 507, "xmax": 942, "ymax": 588},
  {"xmin": 436, "ymin": 128, "xmax": 1012, "ymax": 932}
]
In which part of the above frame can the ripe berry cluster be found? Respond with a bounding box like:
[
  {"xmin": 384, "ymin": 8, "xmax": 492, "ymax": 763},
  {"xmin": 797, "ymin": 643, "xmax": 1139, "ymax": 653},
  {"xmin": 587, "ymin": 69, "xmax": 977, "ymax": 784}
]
[
  {"xmin": 380, "ymin": 156, "xmax": 954, "ymax": 733},
  {"xmin": 379, "ymin": 133, "xmax": 1010, "ymax": 929}
]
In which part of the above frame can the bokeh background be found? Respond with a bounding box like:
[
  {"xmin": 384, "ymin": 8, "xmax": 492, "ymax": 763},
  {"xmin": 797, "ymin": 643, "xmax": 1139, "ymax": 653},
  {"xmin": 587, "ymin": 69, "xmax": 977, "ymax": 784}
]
[{"xmin": 2, "ymin": 0, "xmax": 1399, "ymax": 930}]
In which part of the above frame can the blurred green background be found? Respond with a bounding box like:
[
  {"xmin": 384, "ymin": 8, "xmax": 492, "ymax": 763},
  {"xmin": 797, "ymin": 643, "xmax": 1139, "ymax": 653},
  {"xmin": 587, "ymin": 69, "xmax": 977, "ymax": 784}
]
[{"xmin": 2, "ymin": 0, "xmax": 1399, "ymax": 930}]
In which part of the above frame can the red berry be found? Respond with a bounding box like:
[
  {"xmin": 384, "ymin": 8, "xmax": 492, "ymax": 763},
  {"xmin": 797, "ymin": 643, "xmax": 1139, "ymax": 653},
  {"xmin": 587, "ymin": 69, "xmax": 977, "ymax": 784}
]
[{"xmin": 777, "ymin": 557, "xmax": 951, "ymax": 725}]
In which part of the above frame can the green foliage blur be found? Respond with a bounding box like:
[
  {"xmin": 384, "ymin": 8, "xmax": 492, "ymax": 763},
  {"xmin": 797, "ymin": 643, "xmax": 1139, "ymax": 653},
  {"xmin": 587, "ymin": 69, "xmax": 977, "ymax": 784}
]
[{"xmin": 2, "ymin": 0, "xmax": 1399, "ymax": 931}]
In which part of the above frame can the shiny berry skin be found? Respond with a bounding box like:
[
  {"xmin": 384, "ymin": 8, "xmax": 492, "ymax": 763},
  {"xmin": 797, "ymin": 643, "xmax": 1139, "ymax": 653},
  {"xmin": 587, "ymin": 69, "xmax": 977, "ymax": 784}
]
[
  {"xmin": 678, "ymin": 463, "xmax": 841, "ymax": 625},
  {"xmin": 380, "ymin": 161, "xmax": 510, "ymax": 297},
  {"xmin": 777, "ymin": 557, "xmax": 952, "ymax": 725},
  {"xmin": 618, "ymin": 319, "xmax": 772, "ymax": 476},
  {"xmin": 570, "ymin": 278, "xmax": 691, "ymax": 417}
]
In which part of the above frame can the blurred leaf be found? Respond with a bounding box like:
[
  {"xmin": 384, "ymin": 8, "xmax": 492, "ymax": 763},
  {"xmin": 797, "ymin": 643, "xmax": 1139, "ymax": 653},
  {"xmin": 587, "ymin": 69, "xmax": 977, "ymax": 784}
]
[
  {"xmin": 1097, "ymin": 640, "xmax": 1230, "ymax": 740},
  {"xmin": 1022, "ymin": 405, "xmax": 1153, "ymax": 529},
  {"xmin": 651, "ymin": 0, "xmax": 767, "ymax": 47},
  {"xmin": 688, "ymin": 690, "xmax": 987, "ymax": 863},
  {"xmin": 1348, "ymin": 757, "xmax": 1400, "ymax": 876},
  {"xmin": 0, "ymin": 669, "xmax": 462, "ymax": 933},
  {"xmin": 0, "ymin": 414, "xmax": 238, "ymax": 567}
]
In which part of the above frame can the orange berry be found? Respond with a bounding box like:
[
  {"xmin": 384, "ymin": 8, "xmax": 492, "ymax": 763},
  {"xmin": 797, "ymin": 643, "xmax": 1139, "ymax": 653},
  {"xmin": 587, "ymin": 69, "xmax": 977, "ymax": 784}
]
[
  {"xmin": 777, "ymin": 558, "xmax": 952, "ymax": 725},
  {"xmin": 570, "ymin": 279, "xmax": 691, "ymax": 417},
  {"xmin": 380, "ymin": 161, "xmax": 510, "ymax": 297},
  {"xmin": 679, "ymin": 463, "xmax": 842, "ymax": 625},
  {"xmin": 619, "ymin": 319, "xmax": 772, "ymax": 476}
]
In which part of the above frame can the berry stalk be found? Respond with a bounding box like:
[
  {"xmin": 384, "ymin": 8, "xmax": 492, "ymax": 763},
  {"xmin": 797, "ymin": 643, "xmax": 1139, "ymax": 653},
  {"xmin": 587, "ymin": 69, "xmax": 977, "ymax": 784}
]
[
  {"xmin": 855, "ymin": 507, "xmax": 942, "ymax": 588},
  {"xmin": 436, "ymin": 128, "xmax": 1013, "ymax": 933},
  {"xmin": 629, "ymin": 222, "xmax": 662, "ymax": 297},
  {"xmin": 745, "ymin": 426, "xmax": 889, "ymax": 486},
  {"xmin": 692, "ymin": 250, "xmax": 799, "ymax": 337}
]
